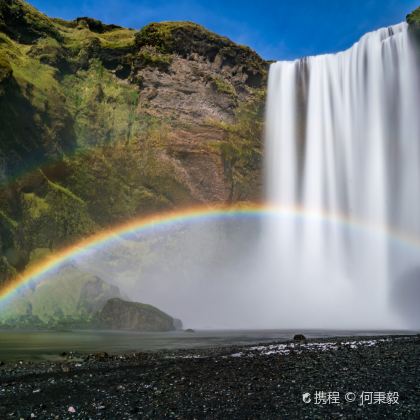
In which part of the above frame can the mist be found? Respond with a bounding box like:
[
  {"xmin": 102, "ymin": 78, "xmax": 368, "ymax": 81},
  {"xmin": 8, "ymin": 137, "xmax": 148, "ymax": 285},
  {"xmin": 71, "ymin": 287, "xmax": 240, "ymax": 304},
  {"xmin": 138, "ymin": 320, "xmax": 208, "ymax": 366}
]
[{"xmin": 69, "ymin": 212, "xmax": 419, "ymax": 330}]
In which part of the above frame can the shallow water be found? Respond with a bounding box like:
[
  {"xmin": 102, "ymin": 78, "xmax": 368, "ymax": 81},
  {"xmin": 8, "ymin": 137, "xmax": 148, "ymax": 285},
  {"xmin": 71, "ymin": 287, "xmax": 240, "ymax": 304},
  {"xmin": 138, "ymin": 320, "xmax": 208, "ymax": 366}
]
[{"xmin": 0, "ymin": 329, "xmax": 416, "ymax": 361}]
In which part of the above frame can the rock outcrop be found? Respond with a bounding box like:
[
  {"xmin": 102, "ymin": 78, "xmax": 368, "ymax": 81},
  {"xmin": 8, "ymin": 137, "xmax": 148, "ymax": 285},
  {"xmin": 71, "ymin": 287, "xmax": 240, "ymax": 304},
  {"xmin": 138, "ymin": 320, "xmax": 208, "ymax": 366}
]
[{"xmin": 98, "ymin": 298, "xmax": 179, "ymax": 331}]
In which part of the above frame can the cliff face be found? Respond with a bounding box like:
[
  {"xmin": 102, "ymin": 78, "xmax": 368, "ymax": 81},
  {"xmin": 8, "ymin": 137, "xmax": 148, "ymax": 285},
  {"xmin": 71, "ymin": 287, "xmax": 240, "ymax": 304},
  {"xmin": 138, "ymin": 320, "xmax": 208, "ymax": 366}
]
[
  {"xmin": 0, "ymin": 0, "xmax": 266, "ymax": 281},
  {"xmin": 0, "ymin": 264, "xmax": 123, "ymax": 327},
  {"xmin": 0, "ymin": 263, "xmax": 182, "ymax": 331}
]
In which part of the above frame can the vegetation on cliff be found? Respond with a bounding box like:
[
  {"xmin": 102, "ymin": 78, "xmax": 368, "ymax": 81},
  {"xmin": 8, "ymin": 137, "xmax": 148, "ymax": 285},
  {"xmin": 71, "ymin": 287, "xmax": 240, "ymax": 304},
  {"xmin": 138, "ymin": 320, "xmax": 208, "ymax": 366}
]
[
  {"xmin": 407, "ymin": 6, "xmax": 420, "ymax": 27},
  {"xmin": 0, "ymin": 264, "xmax": 181, "ymax": 330},
  {"xmin": 216, "ymin": 90, "xmax": 265, "ymax": 201},
  {"xmin": 135, "ymin": 21, "xmax": 266, "ymax": 87},
  {"xmin": 0, "ymin": 0, "xmax": 267, "ymax": 283},
  {"xmin": 0, "ymin": 266, "xmax": 122, "ymax": 327}
]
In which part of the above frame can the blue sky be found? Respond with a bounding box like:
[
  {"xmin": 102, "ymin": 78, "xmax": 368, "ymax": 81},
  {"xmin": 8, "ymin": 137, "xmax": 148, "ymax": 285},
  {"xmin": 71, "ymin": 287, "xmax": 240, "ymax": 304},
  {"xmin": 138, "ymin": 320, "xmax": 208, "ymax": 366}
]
[{"xmin": 30, "ymin": 0, "xmax": 419, "ymax": 59}]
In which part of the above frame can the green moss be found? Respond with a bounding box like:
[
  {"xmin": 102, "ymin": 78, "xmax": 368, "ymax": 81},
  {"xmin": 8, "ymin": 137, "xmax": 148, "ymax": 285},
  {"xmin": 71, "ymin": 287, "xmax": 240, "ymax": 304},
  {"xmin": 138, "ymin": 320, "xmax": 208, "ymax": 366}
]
[
  {"xmin": 28, "ymin": 247, "xmax": 52, "ymax": 265},
  {"xmin": 18, "ymin": 177, "xmax": 95, "ymax": 252},
  {"xmin": 0, "ymin": 209, "xmax": 18, "ymax": 229},
  {"xmin": 0, "ymin": 266, "xmax": 121, "ymax": 327},
  {"xmin": 22, "ymin": 192, "xmax": 50, "ymax": 219},
  {"xmin": 61, "ymin": 59, "xmax": 141, "ymax": 147},
  {"xmin": 136, "ymin": 21, "xmax": 247, "ymax": 57},
  {"xmin": 0, "ymin": 34, "xmax": 75, "ymax": 162},
  {"xmin": 136, "ymin": 47, "xmax": 172, "ymax": 70},
  {"xmin": 0, "ymin": 257, "xmax": 17, "ymax": 281},
  {"xmin": 74, "ymin": 17, "xmax": 122, "ymax": 33},
  {"xmin": 43, "ymin": 174, "xmax": 85, "ymax": 205},
  {"xmin": 27, "ymin": 36, "xmax": 66, "ymax": 68},
  {"xmin": 135, "ymin": 22, "xmax": 181, "ymax": 53},
  {"xmin": 51, "ymin": 17, "xmax": 77, "ymax": 29},
  {"xmin": 0, "ymin": 0, "xmax": 61, "ymax": 43},
  {"xmin": 99, "ymin": 28, "xmax": 135, "ymax": 49},
  {"xmin": 215, "ymin": 89, "xmax": 265, "ymax": 201},
  {"xmin": 61, "ymin": 25, "xmax": 135, "ymax": 51},
  {"xmin": 62, "ymin": 128, "xmax": 193, "ymax": 226},
  {"xmin": 407, "ymin": 7, "xmax": 420, "ymax": 26},
  {"xmin": 212, "ymin": 76, "xmax": 236, "ymax": 97},
  {"xmin": 135, "ymin": 21, "xmax": 266, "ymax": 88},
  {"xmin": 0, "ymin": 51, "xmax": 12, "ymax": 83}
]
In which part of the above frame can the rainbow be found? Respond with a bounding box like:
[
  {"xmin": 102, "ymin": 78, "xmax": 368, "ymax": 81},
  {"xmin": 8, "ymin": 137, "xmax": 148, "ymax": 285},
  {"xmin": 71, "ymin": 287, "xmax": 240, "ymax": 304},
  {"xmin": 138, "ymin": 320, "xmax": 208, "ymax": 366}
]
[{"xmin": 1, "ymin": 203, "xmax": 420, "ymax": 305}]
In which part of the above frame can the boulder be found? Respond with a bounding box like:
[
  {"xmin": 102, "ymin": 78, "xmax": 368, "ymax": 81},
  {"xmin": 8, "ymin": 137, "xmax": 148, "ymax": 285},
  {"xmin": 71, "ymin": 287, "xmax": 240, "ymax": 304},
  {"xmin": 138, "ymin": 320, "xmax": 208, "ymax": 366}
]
[
  {"xmin": 98, "ymin": 298, "xmax": 178, "ymax": 332},
  {"xmin": 293, "ymin": 334, "xmax": 306, "ymax": 341}
]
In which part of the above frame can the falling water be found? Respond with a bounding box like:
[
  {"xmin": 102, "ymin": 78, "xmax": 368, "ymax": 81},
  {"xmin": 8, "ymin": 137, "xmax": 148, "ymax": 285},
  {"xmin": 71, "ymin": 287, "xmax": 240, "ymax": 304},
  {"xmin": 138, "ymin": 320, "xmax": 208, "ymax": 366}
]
[{"xmin": 264, "ymin": 23, "xmax": 420, "ymax": 329}]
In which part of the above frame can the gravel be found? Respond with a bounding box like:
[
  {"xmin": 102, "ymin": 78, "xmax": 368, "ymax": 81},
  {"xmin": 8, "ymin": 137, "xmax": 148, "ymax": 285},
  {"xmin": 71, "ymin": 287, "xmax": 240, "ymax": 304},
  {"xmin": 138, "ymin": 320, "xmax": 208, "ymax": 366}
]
[{"xmin": 0, "ymin": 334, "xmax": 419, "ymax": 419}]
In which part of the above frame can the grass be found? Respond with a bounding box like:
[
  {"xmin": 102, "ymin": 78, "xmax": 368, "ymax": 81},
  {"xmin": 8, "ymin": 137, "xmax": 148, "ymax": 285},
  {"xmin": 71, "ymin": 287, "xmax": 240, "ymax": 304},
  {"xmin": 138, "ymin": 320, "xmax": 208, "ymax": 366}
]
[
  {"xmin": 136, "ymin": 48, "xmax": 172, "ymax": 70},
  {"xmin": 135, "ymin": 21, "xmax": 243, "ymax": 55},
  {"xmin": 22, "ymin": 192, "xmax": 50, "ymax": 219},
  {"xmin": 61, "ymin": 59, "xmax": 141, "ymax": 147},
  {"xmin": 212, "ymin": 76, "xmax": 237, "ymax": 97}
]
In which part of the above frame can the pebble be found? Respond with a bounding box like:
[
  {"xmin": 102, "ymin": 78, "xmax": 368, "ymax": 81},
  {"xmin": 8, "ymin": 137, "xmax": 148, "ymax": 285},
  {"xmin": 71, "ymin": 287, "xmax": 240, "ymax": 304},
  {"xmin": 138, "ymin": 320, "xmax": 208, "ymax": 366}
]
[{"xmin": 0, "ymin": 334, "xmax": 418, "ymax": 418}]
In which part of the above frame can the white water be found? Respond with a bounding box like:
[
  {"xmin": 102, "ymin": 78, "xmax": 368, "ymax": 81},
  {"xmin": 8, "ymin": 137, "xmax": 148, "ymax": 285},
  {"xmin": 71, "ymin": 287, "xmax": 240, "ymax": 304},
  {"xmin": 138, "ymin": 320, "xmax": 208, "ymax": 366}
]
[{"xmin": 264, "ymin": 23, "xmax": 420, "ymax": 329}]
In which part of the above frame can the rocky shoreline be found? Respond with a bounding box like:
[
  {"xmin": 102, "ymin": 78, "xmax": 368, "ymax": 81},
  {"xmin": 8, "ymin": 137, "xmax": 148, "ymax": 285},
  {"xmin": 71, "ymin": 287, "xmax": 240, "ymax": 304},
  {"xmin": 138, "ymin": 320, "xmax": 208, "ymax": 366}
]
[{"xmin": 0, "ymin": 334, "xmax": 419, "ymax": 419}]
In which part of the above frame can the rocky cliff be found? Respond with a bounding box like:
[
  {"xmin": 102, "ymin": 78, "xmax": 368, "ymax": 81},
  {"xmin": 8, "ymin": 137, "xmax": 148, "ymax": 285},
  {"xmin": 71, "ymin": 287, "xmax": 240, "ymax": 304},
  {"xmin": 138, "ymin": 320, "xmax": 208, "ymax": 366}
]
[
  {"xmin": 0, "ymin": 264, "xmax": 123, "ymax": 327},
  {"xmin": 0, "ymin": 0, "xmax": 266, "ymax": 282},
  {"xmin": 0, "ymin": 263, "xmax": 182, "ymax": 330}
]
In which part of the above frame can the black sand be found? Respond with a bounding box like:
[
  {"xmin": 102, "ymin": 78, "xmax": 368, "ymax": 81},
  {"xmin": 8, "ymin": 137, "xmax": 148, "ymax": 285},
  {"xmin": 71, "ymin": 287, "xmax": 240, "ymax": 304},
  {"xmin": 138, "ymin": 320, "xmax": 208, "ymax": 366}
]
[{"xmin": 0, "ymin": 334, "xmax": 419, "ymax": 419}]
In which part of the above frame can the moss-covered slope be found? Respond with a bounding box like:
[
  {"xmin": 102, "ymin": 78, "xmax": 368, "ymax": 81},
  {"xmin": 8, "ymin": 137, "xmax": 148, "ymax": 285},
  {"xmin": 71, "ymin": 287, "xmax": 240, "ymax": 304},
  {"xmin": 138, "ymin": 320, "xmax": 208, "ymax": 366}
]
[
  {"xmin": 0, "ymin": 0, "xmax": 267, "ymax": 283},
  {"xmin": 407, "ymin": 6, "xmax": 420, "ymax": 27},
  {"xmin": 0, "ymin": 265, "xmax": 122, "ymax": 327}
]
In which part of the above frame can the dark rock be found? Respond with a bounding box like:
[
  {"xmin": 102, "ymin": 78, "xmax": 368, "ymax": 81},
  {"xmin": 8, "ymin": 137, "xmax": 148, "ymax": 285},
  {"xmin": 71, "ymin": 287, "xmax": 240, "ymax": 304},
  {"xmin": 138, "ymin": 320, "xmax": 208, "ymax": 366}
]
[
  {"xmin": 92, "ymin": 352, "xmax": 109, "ymax": 361},
  {"xmin": 134, "ymin": 22, "xmax": 267, "ymax": 87},
  {"xmin": 75, "ymin": 17, "xmax": 122, "ymax": 33},
  {"xmin": 293, "ymin": 334, "xmax": 306, "ymax": 341},
  {"xmin": 98, "ymin": 298, "xmax": 178, "ymax": 332},
  {"xmin": 185, "ymin": 328, "xmax": 195, "ymax": 333}
]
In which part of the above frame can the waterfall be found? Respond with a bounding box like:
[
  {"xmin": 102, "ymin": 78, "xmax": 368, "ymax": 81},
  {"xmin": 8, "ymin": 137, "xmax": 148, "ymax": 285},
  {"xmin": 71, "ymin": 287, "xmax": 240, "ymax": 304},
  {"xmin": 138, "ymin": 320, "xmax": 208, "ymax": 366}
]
[{"xmin": 264, "ymin": 22, "xmax": 420, "ymax": 329}]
